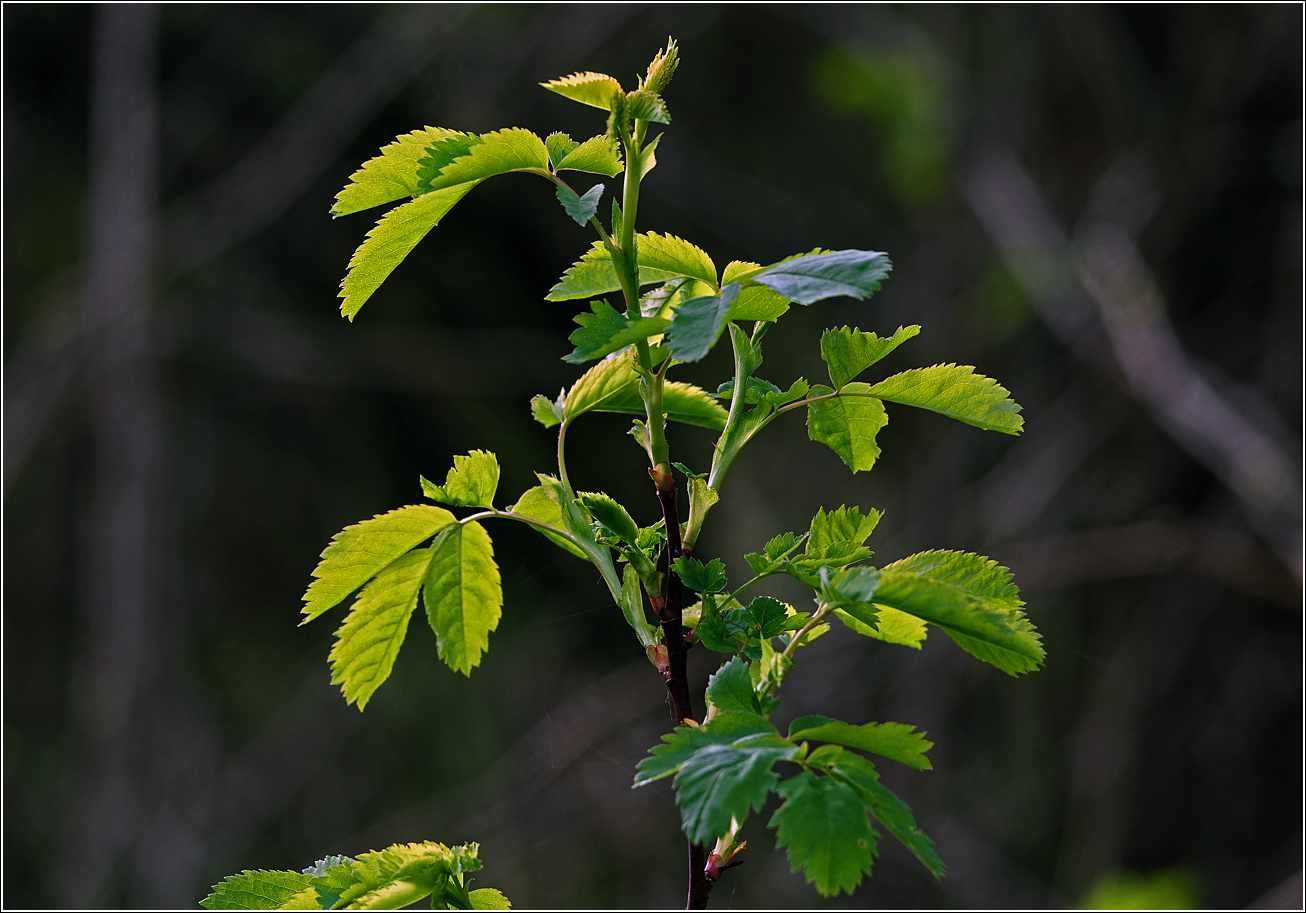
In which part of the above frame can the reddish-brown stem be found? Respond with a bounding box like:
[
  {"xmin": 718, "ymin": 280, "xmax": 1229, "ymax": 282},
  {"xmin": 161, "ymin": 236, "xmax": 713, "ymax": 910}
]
[{"xmin": 653, "ymin": 477, "xmax": 712, "ymax": 909}]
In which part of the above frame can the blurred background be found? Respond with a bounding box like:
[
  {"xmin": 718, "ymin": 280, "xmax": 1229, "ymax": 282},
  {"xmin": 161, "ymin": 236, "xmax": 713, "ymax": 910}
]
[{"xmin": 4, "ymin": 4, "xmax": 1301, "ymax": 909}]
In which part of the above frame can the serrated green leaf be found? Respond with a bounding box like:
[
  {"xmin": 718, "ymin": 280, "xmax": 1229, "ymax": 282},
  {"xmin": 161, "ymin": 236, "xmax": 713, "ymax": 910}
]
[
  {"xmin": 339, "ymin": 183, "xmax": 477, "ymax": 319},
  {"xmin": 201, "ymin": 870, "xmax": 314, "ymax": 910},
  {"xmin": 814, "ymin": 747, "xmax": 945, "ymax": 879},
  {"xmin": 563, "ymin": 350, "xmax": 726, "ymax": 429},
  {"xmin": 545, "ymin": 132, "xmax": 580, "ymax": 169},
  {"xmin": 634, "ymin": 712, "xmax": 777, "ymax": 786},
  {"xmin": 546, "ymin": 242, "xmax": 622, "ymax": 301},
  {"xmin": 821, "ymin": 325, "xmax": 921, "ymax": 388},
  {"xmin": 541, "ymin": 71, "xmax": 624, "ymax": 109},
  {"xmin": 420, "ymin": 450, "xmax": 500, "ymax": 509},
  {"xmin": 787, "ymin": 717, "xmax": 933, "ymax": 770},
  {"xmin": 686, "ymin": 476, "xmax": 718, "ymax": 542},
  {"xmin": 510, "ymin": 485, "xmax": 586, "ymax": 559},
  {"xmin": 639, "ymin": 231, "xmax": 718, "ymax": 288},
  {"xmin": 818, "ymin": 566, "xmax": 883, "ymax": 609},
  {"xmin": 555, "ymin": 182, "xmax": 604, "ymax": 227},
  {"xmin": 563, "ymin": 300, "xmax": 670, "ymax": 364},
  {"xmin": 627, "ymin": 89, "xmax": 671, "ymax": 123},
  {"xmin": 529, "ymin": 392, "xmax": 565, "ymax": 428},
  {"xmin": 328, "ymin": 549, "xmax": 432, "ymax": 709},
  {"xmin": 414, "ymin": 133, "xmax": 481, "ymax": 193},
  {"xmin": 808, "ymin": 505, "xmax": 882, "ymax": 553},
  {"xmin": 752, "ymin": 249, "xmax": 893, "ymax": 305},
  {"xmin": 468, "ymin": 887, "xmax": 512, "ymax": 910},
  {"xmin": 337, "ymin": 841, "xmax": 481, "ymax": 910},
  {"xmin": 863, "ymin": 562, "xmax": 1041, "ymax": 675},
  {"xmin": 806, "ymin": 383, "xmax": 888, "ymax": 472},
  {"xmin": 667, "ymin": 284, "xmax": 739, "ymax": 363},
  {"xmin": 746, "ymin": 596, "xmax": 790, "ymax": 638},
  {"xmin": 835, "ymin": 606, "xmax": 928, "ymax": 649},
  {"xmin": 332, "ymin": 127, "xmax": 463, "ymax": 218},
  {"xmin": 868, "ymin": 364, "xmax": 1023, "ymax": 434},
  {"xmin": 303, "ymin": 505, "xmax": 456, "ymax": 622},
  {"xmin": 556, "ymin": 134, "xmax": 624, "ymax": 177},
  {"xmin": 423, "ymin": 128, "xmax": 550, "ymax": 191},
  {"xmin": 676, "ymin": 741, "xmax": 801, "ymax": 844},
  {"xmin": 577, "ymin": 491, "xmax": 640, "ymax": 545},
  {"xmin": 672, "ymin": 556, "xmax": 728, "ymax": 594},
  {"xmin": 641, "ymin": 38, "xmax": 680, "ymax": 94},
  {"xmin": 424, "ymin": 522, "xmax": 502, "ymax": 676},
  {"xmin": 770, "ymin": 770, "xmax": 878, "ymax": 897},
  {"xmin": 706, "ymin": 656, "xmax": 761, "ymax": 715}
]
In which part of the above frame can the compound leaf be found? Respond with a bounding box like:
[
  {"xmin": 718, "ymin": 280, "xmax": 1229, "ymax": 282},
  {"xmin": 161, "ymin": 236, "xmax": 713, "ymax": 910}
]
[
  {"xmin": 770, "ymin": 770, "xmax": 878, "ymax": 897},
  {"xmin": 806, "ymin": 383, "xmax": 888, "ymax": 472},
  {"xmin": 424, "ymin": 128, "xmax": 550, "ymax": 191},
  {"xmin": 201, "ymin": 870, "xmax": 314, "ymax": 910},
  {"xmin": 869, "ymin": 365, "xmax": 1023, "ymax": 434},
  {"xmin": 563, "ymin": 300, "xmax": 670, "ymax": 364},
  {"xmin": 667, "ymin": 284, "xmax": 740, "ymax": 363},
  {"xmin": 676, "ymin": 741, "xmax": 801, "ymax": 844},
  {"xmin": 339, "ymin": 182, "xmax": 477, "ymax": 319},
  {"xmin": 332, "ymin": 126, "xmax": 462, "ymax": 217},
  {"xmin": 634, "ymin": 712, "xmax": 777, "ymax": 786},
  {"xmin": 821, "ymin": 325, "xmax": 921, "ymax": 388},
  {"xmin": 420, "ymin": 450, "xmax": 500, "ymax": 509},
  {"xmin": 541, "ymin": 71, "xmax": 624, "ymax": 110},
  {"xmin": 706, "ymin": 656, "xmax": 761, "ymax": 715},
  {"xmin": 424, "ymin": 522, "xmax": 502, "ymax": 676},
  {"xmin": 555, "ymin": 182, "xmax": 604, "ymax": 227},
  {"xmin": 815, "ymin": 747, "xmax": 945, "ymax": 879},
  {"xmin": 510, "ymin": 485, "xmax": 586, "ymax": 559},
  {"xmin": 556, "ymin": 134, "xmax": 624, "ymax": 176},
  {"xmin": 329, "ymin": 549, "xmax": 433, "ymax": 709},
  {"xmin": 787, "ymin": 717, "xmax": 933, "ymax": 770},
  {"xmin": 303, "ymin": 505, "xmax": 455, "ymax": 622},
  {"xmin": 753, "ymin": 249, "xmax": 892, "ymax": 305}
]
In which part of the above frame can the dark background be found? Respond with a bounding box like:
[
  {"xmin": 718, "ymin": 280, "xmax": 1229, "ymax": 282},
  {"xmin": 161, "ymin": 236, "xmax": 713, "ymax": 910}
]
[{"xmin": 4, "ymin": 4, "xmax": 1301, "ymax": 909}]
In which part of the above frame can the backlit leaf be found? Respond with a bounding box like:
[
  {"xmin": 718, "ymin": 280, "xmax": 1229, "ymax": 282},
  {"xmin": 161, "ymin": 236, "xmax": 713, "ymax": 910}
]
[
  {"xmin": 770, "ymin": 770, "xmax": 878, "ymax": 896},
  {"xmin": 808, "ymin": 505, "xmax": 882, "ymax": 553},
  {"xmin": 619, "ymin": 564, "xmax": 661, "ymax": 648},
  {"xmin": 545, "ymin": 132, "xmax": 579, "ymax": 169},
  {"xmin": 563, "ymin": 351, "xmax": 726, "ymax": 430},
  {"xmin": 627, "ymin": 89, "xmax": 671, "ymax": 123},
  {"xmin": 806, "ymin": 383, "xmax": 888, "ymax": 472},
  {"xmin": 329, "ymin": 549, "xmax": 432, "ymax": 709},
  {"xmin": 529, "ymin": 392, "xmax": 565, "ymax": 428},
  {"xmin": 332, "ymin": 126, "xmax": 462, "ymax": 217},
  {"xmin": 556, "ymin": 134, "xmax": 624, "ymax": 176},
  {"xmin": 414, "ymin": 133, "xmax": 481, "ymax": 193},
  {"xmin": 420, "ymin": 450, "xmax": 500, "ymax": 509},
  {"xmin": 634, "ymin": 712, "xmax": 777, "ymax": 786},
  {"xmin": 577, "ymin": 491, "xmax": 640, "ymax": 545},
  {"xmin": 835, "ymin": 606, "xmax": 928, "ymax": 649},
  {"xmin": 724, "ymin": 261, "xmax": 792, "ymax": 321},
  {"xmin": 510, "ymin": 485, "xmax": 586, "ymax": 559},
  {"xmin": 869, "ymin": 364, "xmax": 1023, "ymax": 434},
  {"xmin": 753, "ymin": 249, "xmax": 892, "ymax": 305},
  {"xmin": 541, "ymin": 71, "xmax": 624, "ymax": 110},
  {"xmin": 563, "ymin": 300, "xmax": 670, "ymax": 364},
  {"xmin": 424, "ymin": 128, "xmax": 550, "ymax": 191},
  {"xmin": 303, "ymin": 505, "xmax": 455, "ymax": 622},
  {"xmin": 423, "ymin": 522, "xmax": 502, "ymax": 675},
  {"xmin": 201, "ymin": 870, "xmax": 313, "ymax": 910},
  {"xmin": 820, "ymin": 325, "xmax": 921, "ymax": 388},
  {"xmin": 339, "ymin": 183, "xmax": 477, "ymax": 319},
  {"xmin": 469, "ymin": 888, "xmax": 512, "ymax": 910}
]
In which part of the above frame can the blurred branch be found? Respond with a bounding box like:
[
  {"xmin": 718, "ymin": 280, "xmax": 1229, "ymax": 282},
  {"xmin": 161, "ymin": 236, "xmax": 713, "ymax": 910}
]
[{"xmin": 960, "ymin": 141, "xmax": 1302, "ymax": 581}]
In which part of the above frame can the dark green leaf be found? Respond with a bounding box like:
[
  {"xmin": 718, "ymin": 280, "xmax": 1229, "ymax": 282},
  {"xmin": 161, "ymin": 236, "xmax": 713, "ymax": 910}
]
[
  {"xmin": 806, "ymin": 383, "xmax": 889, "ymax": 472},
  {"xmin": 675, "ymin": 740, "xmax": 801, "ymax": 844},
  {"xmin": 577, "ymin": 491, "xmax": 640, "ymax": 545},
  {"xmin": 420, "ymin": 450, "xmax": 500, "ymax": 509},
  {"xmin": 555, "ymin": 182, "xmax": 604, "ymax": 226},
  {"xmin": 787, "ymin": 717, "xmax": 933, "ymax": 770},
  {"xmin": 303, "ymin": 505, "xmax": 456, "ymax": 622},
  {"xmin": 706, "ymin": 656, "xmax": 761, "ymax": 715},
  {"xmin": 820, "ymin": 325, "xmax": 921, "ymax": 388},
  {"xmin": 747, "ymin": 596, "xmax": 790, "ymax": 638},
  {"xmin": 329, "ymin": 549, "xmax": 432, "ymax": 709},
  {"xmin": 770, "ymin": 770, "xmax": 878, "ymax": 897},
  {"xmin": 424, "ymin": 521, "xmax": 502, "ymax": 676},
  {"xmin": 563, "ymin": 300, "xmax": 670, "ymax": 364},
  {"xmin": 869, "ymin": 364, "xmax": 1023, "ymax": 434},
  {"xmin": 667, "ymin": 284, "xmax": 740, "ymax": 363},
  {"xmin": 752, "ymin": 249, "xmax": 892, "ymax": 305},
  {"xmin": 672, "ymin": 556, "xmax": 728, "ymax": 594}
]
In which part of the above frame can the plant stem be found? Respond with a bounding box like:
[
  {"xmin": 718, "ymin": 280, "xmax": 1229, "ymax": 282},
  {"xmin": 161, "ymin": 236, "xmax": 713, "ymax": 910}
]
[{"xmin": 557, "ymin": 420, "xmax": 572, "ymax": 493}]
